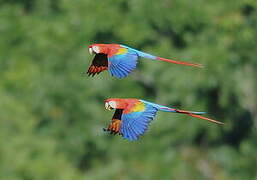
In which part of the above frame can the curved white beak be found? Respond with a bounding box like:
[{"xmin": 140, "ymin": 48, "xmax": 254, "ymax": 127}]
[
  {"xmin": 105, "ymin": 102, "xmax": 113, "ymax": 110},
  {"xmin": 89, "ymin": 48, "xmax": 93, "ymax": 55}
]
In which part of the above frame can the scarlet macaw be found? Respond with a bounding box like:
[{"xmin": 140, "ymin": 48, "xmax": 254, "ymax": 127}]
[
  {"xmin": 86, "ymin": 44, "xmax": 203, "ymax": 78},
  {"xmin": 103, "ymin": 98, "xmax": 223, "ymax": 141}
]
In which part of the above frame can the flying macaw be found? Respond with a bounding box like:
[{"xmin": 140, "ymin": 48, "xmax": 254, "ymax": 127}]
[
  {"xmin": 86, "ymin": 44, "xmax": 203, "ymax": 78},
  {"xmin": 103, "ymin": 98, "xmax": 224, "ymax": 141}
]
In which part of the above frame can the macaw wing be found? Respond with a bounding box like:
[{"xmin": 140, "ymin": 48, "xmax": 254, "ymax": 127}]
[
  {"xmin": 87, "ymin": 53, "xmax": 108, "ymax": 76},
  {"xmin": 108, "ymin": 50, "xmax": 138, "ymax": 78},
  {"xmin": 120, "ymin": 103, "xmax": 158, "ymax": 141},
  {"xmin": 103, "ymin": 109, "xmax": 123, "ymax": 135}
]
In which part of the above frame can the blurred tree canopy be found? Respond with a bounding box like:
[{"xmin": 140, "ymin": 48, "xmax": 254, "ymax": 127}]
[{"xmin": 0, "ymin": 0, "xmax": 257, "ymax": 179}]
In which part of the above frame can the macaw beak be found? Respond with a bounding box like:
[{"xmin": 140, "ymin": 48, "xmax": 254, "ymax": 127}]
[
  {"xmin": 88, "ymin": 46, "xmax": 100, "ymax": 55},
  {"xmin": 89, "ymin": 47, "xmax": 94, "ymax": 55},
  {"xmin": 105, "ymin": 102, "xmax": 113, "ymax": 111}
]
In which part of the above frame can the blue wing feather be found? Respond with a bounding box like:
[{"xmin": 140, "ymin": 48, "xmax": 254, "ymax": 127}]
[
  {"xmin": 123, "ymin": 121, "xmax": 136, "ymax": 141},
  {"xmin": 108, "ymin": 50, "xmax": 138, "ymax": 79},
  {"xmin": 121, "ymin": 125, "xmax": 129, "ymax": 139},
  {"xmin": 120, "ymin": 103, "xmax": 158, "ymax": 141},
  {"xmin": 117, "ymin": 64, "xmax": 130, "ymax": 74},
  {"xmin": 109, "ymin": 66, "xmax": 121, "ymax": 77}
]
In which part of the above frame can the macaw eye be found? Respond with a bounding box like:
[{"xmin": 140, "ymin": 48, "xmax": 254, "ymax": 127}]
[
  {"xmin": 109, "ymin": 101, "xmax": 116, "ymax": 109},
  {"xmin": 92, "ymin": 46, "xmax": 100, "ymax": 53}
]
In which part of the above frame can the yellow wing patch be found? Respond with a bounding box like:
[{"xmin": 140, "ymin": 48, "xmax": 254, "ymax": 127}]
[
  {"xmin": 132, "ymin": 102, "xmax": 145, "ymax": 112},
  {"xmin": 116, "ymin": 48, "xmax": 128, "ymax": 55}
]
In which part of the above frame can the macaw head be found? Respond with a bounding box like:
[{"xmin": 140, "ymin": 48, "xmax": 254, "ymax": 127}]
[
  {"xmin": 104, "ymin": 98, "xmax": 127, "ymax": 110},
  {"xmin": 88, "ymin": 44, "xmax": 109, "ymax": 55}
]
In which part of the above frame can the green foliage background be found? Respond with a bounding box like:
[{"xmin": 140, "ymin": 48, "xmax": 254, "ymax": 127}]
[{"xmin": 0, "ymin": 0, "xmax": 257, "ymax": 179}]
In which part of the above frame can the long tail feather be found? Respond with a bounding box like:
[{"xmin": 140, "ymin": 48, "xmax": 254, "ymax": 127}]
[
  {"xmin": 141, "ymin": 100, "xmax": 223, "ymax": 125},
  {"xmin": 129, "ymin": 47, "xmax": 203, "ymax": 68},
  {"xmin": 156, "ymin": 57, "xmax": 203, "ymax": 68},
  {"xmin": 175, "ymin": 109, "xmax": 224, "ymax": 125},
  {"xmin": 187, "ymin": 113, "xmax": 224, "ymax": 125}
]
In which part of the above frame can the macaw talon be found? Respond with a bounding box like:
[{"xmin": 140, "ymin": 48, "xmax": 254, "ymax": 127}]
[
  {"xmin": 103, "ymin": 127, "xmax": 111, "ymax": 132},
  {"xmin": 87, "ymin": 70, "xmax": 96, "ymax": 77},
  {"xmin": 103, "ymin": 124, "xmax": 121, "ymax": 135}
]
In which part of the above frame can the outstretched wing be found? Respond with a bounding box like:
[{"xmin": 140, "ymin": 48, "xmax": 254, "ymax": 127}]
[
  {"xmin": 120, "ymin": 101, "xmax": 158, "ymax": 141},
  {"xmin": 108, "ymin": 47, "xmax": 139, "ymax": 79},
  {"xmin": 103, "ymin": 109, "xmax": 123, "ymax": 135},
  {"xmin": 87, "ymin": 53, "xmax": 108, "ymax": 76}
]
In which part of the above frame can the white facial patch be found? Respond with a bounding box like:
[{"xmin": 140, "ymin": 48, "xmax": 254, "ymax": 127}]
[
  {"xmin": 109, "ymin": 101, "xmax": 116, "ymax": 109},
  {"xmin": 89, "ymin": 48, "xmax": 93, "ymax": 55},
  {"xmin": 105, "ymin": 102, "xmax": 109, "ymax": 110},
  {"xmin": 92, "ymin": 46, "xmax": 100, "ymax": 53}
]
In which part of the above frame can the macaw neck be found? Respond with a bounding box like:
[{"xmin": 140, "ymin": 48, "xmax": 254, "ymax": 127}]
[
  {"xmin": 122, "ymin": 99, "xmax": 140, "ymax": 109},
  {"xmin": 115, "ymin": 101, "xmax": 128, "ymax": 109},
  {"xmin": 106, "ymin": 44, "xmax": 123, "ymax": 57},
  {"xmin": 100, "ymin": 46, "xmax": 109, "ymax": 54}
]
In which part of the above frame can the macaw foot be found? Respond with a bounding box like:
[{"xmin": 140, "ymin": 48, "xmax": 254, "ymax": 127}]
[{"xmin": 103, "ymin": 119, "xmax": 122, "ymax": 136}]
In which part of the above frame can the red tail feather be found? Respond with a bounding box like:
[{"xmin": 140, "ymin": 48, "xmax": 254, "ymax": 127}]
[
  {"xmin": 188, "ymin": 113, "xmax": 224, "ymax": 125},
  {"xmin": 176, "ymin": 110, "xmax": 224, "ymax": 125},
  {"xmin": 157, "ymin": 57, "xmax": 203, "ymax": 68}
]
